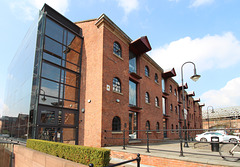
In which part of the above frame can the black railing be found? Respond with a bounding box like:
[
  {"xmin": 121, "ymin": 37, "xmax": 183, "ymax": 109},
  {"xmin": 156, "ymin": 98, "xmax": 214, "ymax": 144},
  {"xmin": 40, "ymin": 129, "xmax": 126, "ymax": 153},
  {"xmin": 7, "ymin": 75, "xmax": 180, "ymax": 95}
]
[
  {"xmin": 104, "ymin": 128, "xmax": 240, "ymax": 156},
  {"xmin": 89, "ymin": 153, "xmax": 141, "ymax": 167}
]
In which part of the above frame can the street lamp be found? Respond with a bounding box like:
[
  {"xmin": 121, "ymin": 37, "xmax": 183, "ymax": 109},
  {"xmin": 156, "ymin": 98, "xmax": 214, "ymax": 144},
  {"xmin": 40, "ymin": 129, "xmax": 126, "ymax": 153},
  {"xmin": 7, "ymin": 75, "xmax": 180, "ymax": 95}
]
[
  {"xmin": 181, "ymin": 61, "xmax": 200, "ymax": 148},
  {"xmin": 207, "ymin": 106, "xmax": 214, "ymax": 131}
]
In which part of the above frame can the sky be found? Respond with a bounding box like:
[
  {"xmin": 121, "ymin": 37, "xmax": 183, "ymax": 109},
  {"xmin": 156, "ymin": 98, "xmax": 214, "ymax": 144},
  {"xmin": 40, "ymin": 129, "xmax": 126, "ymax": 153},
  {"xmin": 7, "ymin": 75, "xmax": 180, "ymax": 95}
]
[{"xmin": 0, "ymin": 0, "xmax": 240, "ymax": 117}]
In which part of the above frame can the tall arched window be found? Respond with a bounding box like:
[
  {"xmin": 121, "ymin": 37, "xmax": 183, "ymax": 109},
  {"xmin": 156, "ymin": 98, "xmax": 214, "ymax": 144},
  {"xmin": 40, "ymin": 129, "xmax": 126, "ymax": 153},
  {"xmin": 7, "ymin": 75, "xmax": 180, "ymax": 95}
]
[
  {"xmin": 170, "ymin": 85, "xmax": 172, "ymax": 93},
  {"xmin": 113, "ymin": 77, "xmax": 121, "ymax": 93},
  {"xmin": 156, "ymin": 122, "xmax": 160, "ymax": 132},
  {"xmin": 146, "ymin": 120, "xmax": 150, "ymax": 130},
  {"xmin": 145, "ymin": 66, "xmax": 149, "ymax": 77},
  {"xmin": 113, "ymin": 42, "xmax": 121, "ymax": 57},
  {"xmin": 112, "ymin": 116, "xmax": 121, "ymax": 131},
  {"xmin": 145, "ymin": 92, "xmax": 150, "ymax": 103},
  {"xmin": 155, "ymin": 73, "xmax": 158, "ymax": 83},
  {"xmin": 170, "ymin": 104, "xmax": 173, "ymax": 112},
  {"xmin": 155, "ymin": 97, "xmax": 159, "ymax": 107}
]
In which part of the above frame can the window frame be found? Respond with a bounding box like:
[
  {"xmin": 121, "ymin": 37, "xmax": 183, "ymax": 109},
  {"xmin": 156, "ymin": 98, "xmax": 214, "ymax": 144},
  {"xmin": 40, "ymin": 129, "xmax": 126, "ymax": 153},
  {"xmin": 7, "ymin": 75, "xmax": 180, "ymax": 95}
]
[
  {"xmin": 112, "ymin": 116, "xmax": 121, "ymax": 132},
  {"xmin": 145, "ymin": 92, "xmax": 150, "ymax": 103},
  {"xmin": 113, "ymin": 42, "xmax": 122, "ymax": 57},
  {"xmin": 113, "ymin": 77, "xmax": 121, "ymax": 93},
  {"xmin": 145, "ymin": 66, "xmax": 149, "ymax": 77}
]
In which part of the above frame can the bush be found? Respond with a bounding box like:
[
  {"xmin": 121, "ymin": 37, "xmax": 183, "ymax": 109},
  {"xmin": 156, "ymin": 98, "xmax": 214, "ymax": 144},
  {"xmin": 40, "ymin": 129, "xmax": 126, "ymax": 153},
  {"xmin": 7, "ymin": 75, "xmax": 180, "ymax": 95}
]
[{"xmin": 26, "ymin": 139, "xmax": 110, "ymax": 166}]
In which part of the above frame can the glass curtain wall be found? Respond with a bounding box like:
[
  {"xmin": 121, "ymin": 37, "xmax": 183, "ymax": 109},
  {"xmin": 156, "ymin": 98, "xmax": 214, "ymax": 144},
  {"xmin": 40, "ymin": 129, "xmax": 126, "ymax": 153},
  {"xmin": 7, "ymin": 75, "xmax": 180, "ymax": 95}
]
[
  {"xmin": 30, "ymin": 15, "xmax": 83, "ymax": 144},
  {"xmin": 1, "ymin": 12, "xmax": 42, "ymax": 140}
]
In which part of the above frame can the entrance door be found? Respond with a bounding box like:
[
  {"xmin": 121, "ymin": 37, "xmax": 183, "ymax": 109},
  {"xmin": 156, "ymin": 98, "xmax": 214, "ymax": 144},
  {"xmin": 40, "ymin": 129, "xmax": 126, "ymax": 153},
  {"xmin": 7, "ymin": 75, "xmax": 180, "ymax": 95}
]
[
  {"xmin": 163, "ymin": 118, "xmax": 167, "ymax": 138},
  {"xmin": 129, "ymin": 112, "xmax": 138, "ymax": 140}
]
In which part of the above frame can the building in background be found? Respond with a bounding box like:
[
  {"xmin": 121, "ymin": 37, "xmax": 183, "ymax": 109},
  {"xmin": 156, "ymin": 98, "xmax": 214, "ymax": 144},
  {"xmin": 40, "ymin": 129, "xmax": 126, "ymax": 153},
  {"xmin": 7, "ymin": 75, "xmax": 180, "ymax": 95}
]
[
  {"xmin": 202, "ymin": 106, "xmax": 240, "ymax": 134},
  {"xmin": 1, "ymin": 4, "xmax": 203, "ymax": 147}
]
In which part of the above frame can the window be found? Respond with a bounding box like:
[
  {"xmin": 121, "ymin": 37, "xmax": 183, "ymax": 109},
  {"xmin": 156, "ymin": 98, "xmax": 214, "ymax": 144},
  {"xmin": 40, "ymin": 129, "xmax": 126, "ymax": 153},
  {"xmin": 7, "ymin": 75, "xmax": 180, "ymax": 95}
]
[
  {"xmin": 171, "ymin": 124, "xmax": 174, "ymax": 133},
  {"xmin": 170, "ymin": 85, "xmax": 172, "ymax": 93},
  {"xmin": 174, "ymin": 89, "xmax": 177, "ymax": 96},
  {"xmin": 155, "ymin": 97, "xmax": 159, "ymax": 107},
  {"xmin": 129, "ymin": 80, "xmax": 137, "ymax": 106},
  {"xmin": 113, "ymin": 42, "xmax": 121, "ymax": 57},
  {"xmin": 129, "ymin": 51, "xmax": 137, "ymax": 73},
  {"xmin": 113, "ymin": 77, "xmax": 121, "ymax": 93},
  {"xmin": 146, "ymin": 120, "xmax": 150, "ymax": 130},
  {"xmin": 175, "ymin": 106, "xmax": 177, "ymax": 114},
  {"xmin": 112, "ymin": 116, "xmax": 121, "ymax": 131},
  {"xmin": 162, "ymin": 79, "xmax": 165, "ymax": 92},
  {"xmin": 170, "ymin": 104, "xmax": 173, "ymax": 112},
  {"xmin": 155, "ymin": 73, "xmax": 158, "ymax": 83},
  {"xmin": 145, "ymin": 92, "xmax": 150, "ymax": 103},
  {"xmin": 162, "ymin": 97, "xmax": 166, "ymax": 115},
  {"xmin": 176, "ymin": 125, "xmax": 178, "ymax": 133},
  {"xmin": 145, "ymin": 66, "xmax": 149, "ymax": 77},
  {"xmin": 156, "ymin": 122, "xmax": 160, "ymax": 132}
]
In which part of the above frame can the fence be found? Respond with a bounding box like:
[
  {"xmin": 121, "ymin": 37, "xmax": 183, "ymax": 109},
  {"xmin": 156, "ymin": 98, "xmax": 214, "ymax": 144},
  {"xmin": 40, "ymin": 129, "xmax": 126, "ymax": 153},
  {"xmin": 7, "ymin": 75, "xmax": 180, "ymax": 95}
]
[
  {"xmin": 89, "ymin": 154, "xmax": 141, "ymax": 167},
  {"xmin": 104, "ymin": 128, "xmax": 240, "ymax": 156},
  {"xmin": 0, "ymin": 139, "xmax": 16, "ymax": 167}
]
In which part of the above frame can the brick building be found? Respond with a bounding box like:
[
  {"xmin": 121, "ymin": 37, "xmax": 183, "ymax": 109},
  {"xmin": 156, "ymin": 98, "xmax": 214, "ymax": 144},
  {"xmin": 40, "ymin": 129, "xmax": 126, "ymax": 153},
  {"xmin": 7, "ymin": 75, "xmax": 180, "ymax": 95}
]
[{"xmin": 2, "ymin": 4, "xmax": 203, "ymax": 147}]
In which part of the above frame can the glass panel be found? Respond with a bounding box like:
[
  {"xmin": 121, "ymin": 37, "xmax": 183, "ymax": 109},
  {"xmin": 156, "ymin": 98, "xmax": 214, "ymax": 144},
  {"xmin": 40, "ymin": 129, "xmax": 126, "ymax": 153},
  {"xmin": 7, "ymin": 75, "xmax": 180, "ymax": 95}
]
[
  {"xmin": 64, "ymin": 113, "xmax": 75, "ymax": 125},
  {"xmin": 162, "ymin": 97, "xmax": 166, "ymax": 115},
  {"xmin": 64, "ymin": 85, "xmax": 79, "ymax": 101},
  {"xmin": 62, "ymin": 100, "xmax": 78, "ymax": 109},
  {"xmin": 129, "ymin": 80, "xmax": 137, "ymax": 106},
  {"xmin": 64, "ymin": 49, "xmax": 80, "ymax": 66},
  {"xmin": 67, "ymin": 31, "xmax": 82, "ymax": 53},
  {"xmin": 38, "ymin": 127, "xmax": 55, "ymax": 141},
  {"xmin": 63, "ymin": 61, "xmax": 80, "ymax": 73},
  {"xmin": 162, "ymin": 79, "xmax": 165, "ymax": 92},
  {"xmin": 40, "ymin": 79, "xmax": 59, "ymax": 98},
  {"xmin": 43, "ymin": 52, "xmax": 61, "ymax": 65},
  {"xmin": 129, "ymin": 112, "xmax": 137, "ymax": 139},
  {"xmin": 62, "ymin": 128, "xmax": 75, "ymax": 145},
  {"xmin": 65, "ymin": 70, "xmax": 79, "ymax": 87},
  {"xmin": 44, "ymin": 36, "xmax": 63, "ymax": 57},
  {"xmin": 40, "ymin": 110, "xmax": 55, "ymax": 124},
  {"xmin": 41, "ymin": 62, "xmax": 60, "ymax": 82},
  {"xmin": 45, "ymin": 18, "xmax": 64, "ymax": 43},
  {"xmin": 129, "ymin": 51, "xmax": 137, "ymax": 73},
  {"xmin": 39, "ymin": 95, "xmax": 62, "ymax": 107}
]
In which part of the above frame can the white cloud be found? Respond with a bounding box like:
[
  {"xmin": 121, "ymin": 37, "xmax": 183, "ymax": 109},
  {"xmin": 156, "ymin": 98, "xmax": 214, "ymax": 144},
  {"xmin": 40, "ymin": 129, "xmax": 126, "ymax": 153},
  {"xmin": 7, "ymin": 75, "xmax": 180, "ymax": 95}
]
[
  {"xmin": 0, "ymin": 98, "xmax": 9, "ymax": 118},
  {"xmin": 116, "ymin": 0, "xmax": 139, "ymax": 15},
  {"xmin": 190, "ymin": 0, "xmax": 214, "ymax": 8},
  {"xmin": 201, "ymin": 77, "xmax": 240, "ymax": 108},
  {"xmin": 9, "ymin": 0, "xmax": 70, "ymax": 21},
  {"xmin": 150, "ymin": 32, "xmax": 240, "ymax": 76}
]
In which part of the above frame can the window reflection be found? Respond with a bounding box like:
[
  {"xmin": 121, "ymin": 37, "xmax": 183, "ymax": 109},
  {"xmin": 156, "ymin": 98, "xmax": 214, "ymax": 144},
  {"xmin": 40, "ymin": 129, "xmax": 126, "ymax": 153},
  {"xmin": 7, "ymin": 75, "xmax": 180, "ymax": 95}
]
[
  {"xmin": 41, "ymin": 62, "xmax": 60, "ymax": 82},
  {"xmin": 45, "ymin": 18, "xmax": 64, "ymax": 43},
  {"xmin": 40, "ymin": 110, "xmax": 55, "ymax": 124},
  {"xmin": 129, "ymin": 80, "xmax": 137, "ymax": 106},
  {"xmin": 64, "ymin": 113, "xmax": 75, "ymax": 125},
  {"xmin": 129, "ymin": 51, "xmax": 137, "ymax": 73},
  {"xmin": 43, "ymin": 52, "xmax": 61, "ymax": 65},
  {"xmin": 40, "ymin": 79, "xmax": 59, "ymax": 98},
  {"xmin": 44, "ymin": 37, "xmax": 63, "ymax": 57}
]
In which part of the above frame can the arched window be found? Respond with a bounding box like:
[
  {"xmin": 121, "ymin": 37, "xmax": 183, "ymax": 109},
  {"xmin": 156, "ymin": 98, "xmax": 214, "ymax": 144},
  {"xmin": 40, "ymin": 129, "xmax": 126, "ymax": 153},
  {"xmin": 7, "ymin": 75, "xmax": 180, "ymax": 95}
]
[
  {"xmin": 113, "ymin": 42, "xmax": 121, "ymax": 57},
  {"xmin": 155, "ymin": 97, "xmax": 159, "ymax": 107},
  {"xmin": 113, "ymin": 77, "xmax": 121, "ymax": 93},
  {"xmin": 156, "ymin": 122, "xmax": 160, "ymax": 132},
  {"xmin": 145, "ymin": 92, "xmax": 150, "ymax": 103},
  {"xmin": 170, "ymin": 85, "xmax": 172, "ymax": 93},
  {"xmin": 145, "ymin": 66, "xmax": 149, "ymax": 77},
  {"xmin": 146, "ymin": 120, "xmax": 150, "ymax": 130},
  {"xmin": 176, "ymin": 125, "xmax": 178, "ymax": 133},
  {"xmin": 170, "ymin": 104, "xmax": 173, "ymax": 112},
  {"xmin": 175, "ymin": 106, "xmax": 177, "ymax": 114},
  {"xmin": 174, "ymin": 89, "xmax": 177, "ymax": 96},
  {"xmin": 171, "ymin": 124, "xmax": 174, "ymax": 133},
  {"xmin": 112, "ymin": 116, "xmax": 121, "ymax": 131},
  {"xmin": 155, "ymin": 73, "xmax": 158, "ymax": 83}
]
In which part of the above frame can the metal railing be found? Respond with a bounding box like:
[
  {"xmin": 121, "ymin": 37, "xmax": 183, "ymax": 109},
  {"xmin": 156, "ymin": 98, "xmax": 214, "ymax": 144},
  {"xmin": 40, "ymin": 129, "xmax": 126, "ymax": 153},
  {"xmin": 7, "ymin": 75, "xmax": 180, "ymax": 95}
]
[{"xmin": 89, "ymin": 153, "xmax": 141, "ymax": 167}]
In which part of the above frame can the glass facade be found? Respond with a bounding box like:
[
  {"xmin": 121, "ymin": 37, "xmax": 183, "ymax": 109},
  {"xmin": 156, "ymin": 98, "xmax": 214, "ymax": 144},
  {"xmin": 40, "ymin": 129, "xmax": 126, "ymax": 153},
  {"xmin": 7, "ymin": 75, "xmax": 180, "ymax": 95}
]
[{"xmin": 2, "ymin": 5, "xmax": 83, "ymax": 144}]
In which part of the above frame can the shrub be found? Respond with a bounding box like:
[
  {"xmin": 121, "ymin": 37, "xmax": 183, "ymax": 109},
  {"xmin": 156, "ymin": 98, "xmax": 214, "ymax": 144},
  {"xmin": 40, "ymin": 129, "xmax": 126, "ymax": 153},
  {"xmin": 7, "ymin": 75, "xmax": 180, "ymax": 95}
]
[{"xmin": 26, "ymin": 139, "xmax": 110, "ymax": 166}]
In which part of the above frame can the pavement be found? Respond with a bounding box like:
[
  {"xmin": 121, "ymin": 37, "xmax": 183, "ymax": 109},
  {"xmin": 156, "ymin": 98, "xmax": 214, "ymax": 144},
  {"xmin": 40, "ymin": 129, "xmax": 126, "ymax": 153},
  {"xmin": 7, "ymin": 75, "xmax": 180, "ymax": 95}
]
[{"xmin": 105, "ymin": 140, "xmax": 240, "ymax": 167}]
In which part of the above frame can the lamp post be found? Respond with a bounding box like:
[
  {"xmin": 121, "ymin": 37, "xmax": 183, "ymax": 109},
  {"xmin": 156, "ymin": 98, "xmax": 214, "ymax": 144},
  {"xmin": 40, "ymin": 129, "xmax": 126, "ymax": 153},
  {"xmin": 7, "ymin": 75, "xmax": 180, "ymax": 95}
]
[
  {"xmin": 207, "ymin": 106, "xmax": 214, "ymax": 131},
  {"xmin": 181, "ymin": 61, "xmax": 200, "ymax": 148}
]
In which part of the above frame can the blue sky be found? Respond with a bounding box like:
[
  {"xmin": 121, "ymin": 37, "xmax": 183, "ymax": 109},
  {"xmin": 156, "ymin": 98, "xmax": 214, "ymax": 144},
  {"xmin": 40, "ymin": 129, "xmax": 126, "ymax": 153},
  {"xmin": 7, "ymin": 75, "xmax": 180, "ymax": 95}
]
[{"xmin": 1, "ymin": 0, "xmax": 240, "ymax": 116}]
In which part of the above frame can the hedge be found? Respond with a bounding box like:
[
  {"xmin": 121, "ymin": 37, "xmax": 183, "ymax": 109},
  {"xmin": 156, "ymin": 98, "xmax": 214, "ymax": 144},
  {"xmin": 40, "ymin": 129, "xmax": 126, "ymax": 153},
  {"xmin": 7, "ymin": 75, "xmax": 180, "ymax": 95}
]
[{"xmin": 26, "ymin": 139, "xmax": 110, "ymax": 166}]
